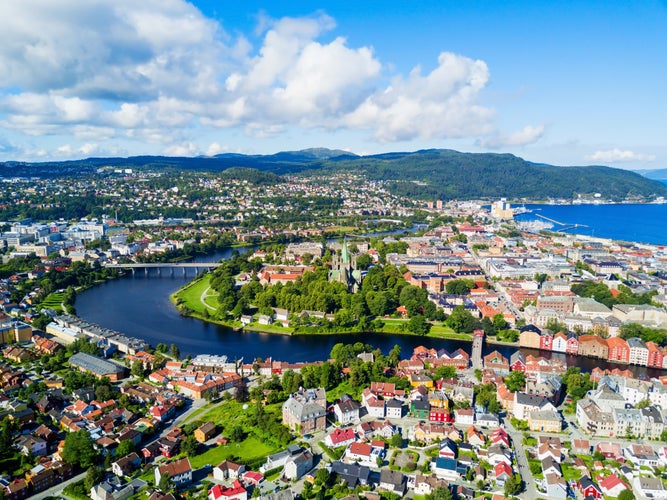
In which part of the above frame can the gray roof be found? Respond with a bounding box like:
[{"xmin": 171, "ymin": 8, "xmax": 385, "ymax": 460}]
[
  {"xmin": 516, "ymin": 392, "xmax": 550, "ymax": 408},
  {"xmin": 68, "ymin": 352, "xmax": 125, "ymax": 376}
]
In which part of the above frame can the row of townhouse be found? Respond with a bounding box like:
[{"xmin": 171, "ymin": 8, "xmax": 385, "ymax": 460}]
[{"xmin": 519, "ymin": 324, "xmax": 667, "ymax": 368}]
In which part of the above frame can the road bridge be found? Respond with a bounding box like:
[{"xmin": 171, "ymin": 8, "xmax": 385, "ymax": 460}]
[{"xmin": 103, "ymin": 262, "xmax": 223, "ymax": 276}]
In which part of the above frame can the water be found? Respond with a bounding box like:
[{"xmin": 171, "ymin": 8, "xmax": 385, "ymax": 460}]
[
  {"xmin": 74, "ymin": 207, "xmax": 666, "ymax": 375},
  {"xmin": 515, "ymin": 203, "xmax": 667, "ymax": 246}
]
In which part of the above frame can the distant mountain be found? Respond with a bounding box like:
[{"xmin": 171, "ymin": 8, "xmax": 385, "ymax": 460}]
[
  {"xmin": 2, "ymin": 148, "xmax": 665, "ymax": 200},
  {"xmin": 636, "ymin": 168, "xmax": 667, "ymax": 180}
]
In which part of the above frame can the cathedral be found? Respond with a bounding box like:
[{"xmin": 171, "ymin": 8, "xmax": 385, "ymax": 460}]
[{"xmin": 329, "ymin": 240, "xmax": 362, "ymax": 293}]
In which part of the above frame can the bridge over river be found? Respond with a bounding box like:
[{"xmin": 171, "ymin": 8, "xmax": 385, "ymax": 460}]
[{"xmin": 103, "ymin": 262, "xmax": 222, "ymax": 276}]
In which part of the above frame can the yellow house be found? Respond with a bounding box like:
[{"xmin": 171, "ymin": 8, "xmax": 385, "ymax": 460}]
[
  {"xmin": 410, "ymin": 373, "xmax": 434, "ymax": 389},
  {"xmin": 527, "ymin": 410, "xmax": 562, "ymax": 433},
  {"xmin": 428, "ymin": 390, "xmax": 449, "ymax": 410}
]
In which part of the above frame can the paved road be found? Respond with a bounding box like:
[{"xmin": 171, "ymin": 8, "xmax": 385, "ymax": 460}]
[{"xmin": 504, "ymin": 418, "xmax": 538, "ymax": 500}]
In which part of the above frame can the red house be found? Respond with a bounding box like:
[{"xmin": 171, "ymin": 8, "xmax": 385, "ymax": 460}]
[
  {"xmin": 429, "ymin": 408, "xmax": 452, "ymax": 423},
  {"xmin": 539, "ymin": 332, "xmax": 553, "ymax": 351},
  {"xmin": 606, "ymin": 338, "xmax": 630, "ymax": 364},
  {"xmin": 647, "ymin": 341, "xmax": 665, "ymax": 368},
  {"xmin": 510, "ymin": 352, "xmax": 526, "ymax": 372},
  {"xmin": 578, "ymin": 476, "xmax": 601, "ymax": 499},
  {"xmin": 566, "ymin": 333, "xmax": 579, "ymax": 355}
]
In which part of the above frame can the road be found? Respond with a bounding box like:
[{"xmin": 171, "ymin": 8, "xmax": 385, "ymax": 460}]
[{"xmin": 503, "ymin": 418, "xmax": 538, "ymax": 500}]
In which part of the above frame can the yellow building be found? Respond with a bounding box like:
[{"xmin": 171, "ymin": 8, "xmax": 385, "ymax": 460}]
[{"xmin": 527, "ymin": 410, "xmax": 562, "ymax": 433}]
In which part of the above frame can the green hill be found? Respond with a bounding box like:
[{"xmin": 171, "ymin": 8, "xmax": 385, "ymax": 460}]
[{"xmin": 1, "ymin": 148, "xmax": 664, "ymax": 201}]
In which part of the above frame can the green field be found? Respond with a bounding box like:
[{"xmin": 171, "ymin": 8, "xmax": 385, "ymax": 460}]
[
  {"xmin": 39, "ymin": 292, "xmax": 66, "ymax": 312},
  {"xmin": 172, "ymin": 274, "xmax": 216, "ymax": 314},
  {"xmin": 190, "ymin": 436, "xmax": 275, "ymax": 469}
]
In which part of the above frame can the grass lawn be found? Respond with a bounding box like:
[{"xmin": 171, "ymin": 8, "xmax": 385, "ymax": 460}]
[
  {"xmin": 40, "ymin": 292, "xmax": 65, "ymax": 312},
  {"xmin": 173, "ymin": 274, "xmax": 214, "ymax": 314},
  {"xmin": 190, "ymin": 436, "xmax": 276, "ymax": 469},
  {"xmin": 561, "ymin": 464, "xmax": 583, "ymax": 481}
]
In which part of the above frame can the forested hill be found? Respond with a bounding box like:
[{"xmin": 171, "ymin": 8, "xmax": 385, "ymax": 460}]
[{"xmin": 1, "ymin": 148, "xmax": 665, "ymax": 201}]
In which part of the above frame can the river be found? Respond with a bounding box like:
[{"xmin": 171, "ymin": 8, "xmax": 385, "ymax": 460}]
[{"xmin": 74, "ymin": 248, "xmax": 661, "ymax": 377}]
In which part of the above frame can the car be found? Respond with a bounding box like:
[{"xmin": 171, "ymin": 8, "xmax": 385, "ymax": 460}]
[{"xmin": 303, "ymin": 434, "xmax": 312, "ymax": 439}]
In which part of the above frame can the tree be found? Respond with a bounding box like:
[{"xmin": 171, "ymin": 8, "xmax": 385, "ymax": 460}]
[
  {"xmin": 433, "ymin": 365, "xmax": 457, "ymax": 380},
  {"xmin": 169, "ymin": 344, "xmax": 180, "ymax": 359},
  {"xmin": 115, "ymin": 440, "xmax": 135, "ymax": 459},
  {"xmin": 446, "ymin": 306, "xmax": 477, "ymax": 333},
  {"xmin": 428, "ymin": 485, "xmax": 453, "ymax": 500},
  {"xmin": 230, "ymin": 426, "xmax": 246, "ymax": 442},
  {"xmin": 505, "ymin": 371, "xmax": 526, "ymax": 392},
  {"xmin": 635, "ymin": 398, "xmax": 651, "ymax": 409},
  {"xmin": 390, "ymin": 432, "xmax": 404, "ymax": 448},
  {"xmin": 62, "ymin": 430, "xmax": 97, "ymax": 468},
  {"xmin": 492, "ymin": 313, "xmax": 508, "ymax": 331},
  {"xmin": 84, "ymin": 466, "xmax": 104, "ymax": 491},
  {"xmin": 504, "ymin": 473, "xmax": 523, "ymax": 497},
  {"xmin": 618, "ymin": 489, "xmax": 635, "ymax": 500},
  {"xmin": 407, "ymin": 315, "xmax": 431, "ymax": 335},
  {"xmin": 315, "ymin": 468, "xmax": 330, "ymax": 486},
  {"xmin": 158, "ymin": 472, "xmax": 172, "ymax": 492},
  {"xmin": 181, "ymin": 436, "xmax": 201, "ymax": 456},
  {"xmin": 131, "ymin": 360, "xmax": 145, "ymax": 378}
]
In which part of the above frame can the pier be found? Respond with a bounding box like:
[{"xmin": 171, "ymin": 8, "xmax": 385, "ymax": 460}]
[{"xmin": 534, "ymin": 213, "xmax": 589, "ymax": 232}]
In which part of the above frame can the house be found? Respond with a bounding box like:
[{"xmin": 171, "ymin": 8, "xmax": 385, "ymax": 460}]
[
  {"xmin": 330, "ymin": 461, "xmax": 370, "ymax": 488},
  {"xmin": 325, "ymin": 428, "xmax": 356, "ymax": 448},
  {"xmin": 596, "ymin": 442, "xmax": 623, "ymax": 460},
  {"xmin": 577, "ymin": 335, "xmax": 608, "ymax": 360},
  {"xmin": 282, "ymin": 388, "xmax": 327, "ymax": 435},
  {"xmin": 261, "ymin": 445, "xmax": 304, "ymax": 472},
  {"xmin": 623, "ymin": 444, "xmax": 659, "ymax": 467},
  {"xmin": 513, "ymin": 392, "xmax": 556, "ymax": 420},
  {"xmin": 434, "ymin": 457, "xmax": 459, "ymax": 481},
  {"xmin": 483, "ymin": 351, "xmax": 509, "ymax": 376},
  {"xmin": 411, "ymin": 398, "xmax": 430, "ymax": 419},
  {"xmin": 509, "ymin": 351, "xmax": 526, "ymax": 372},
  {"xmin": 413, "ymin": 474, "xmax": 448, "ymax": 496},
  {"xmin": 283, "ymin": 450, "xmax": 313, "ymax": 481},
  {"xmin": 208, "ymin": 481, "xmax": 247, "ymax": 500},
  {"xmin": 541, "ymin": 457, "xmax": 562, "ymax": 477},
  {"xmin": 545, "ymin": 473, "xmax": 568, "ymax": 499},
  {"xmin": 455, "ymin": 408, "xmax": 474, "ymax": 425},
  {"xmin": 241, "ymin": 471, "xmax": 263, "ymax": 486},
  {"xmin": 345, "ymin": 442, "xmax": 374, "ymax": 466},
  {"xmin": 528, "ymin": 410, "xmax": 562, "ymax": 432},
  {"xmin": 467, "ymin": 426, "xmax": 485, "ymax": 447},
  {"xmin": 379, "ymin": 469, "xmax": 405, "ymax": 496},
  {"xmin": 155, "ymin": 458, "xmax": 192, "ymax": 488},
  {"xmin": 385, "ymin": 398, "xmax": 403, "ymax": 419},
  {"xmin": 494, "ymin": 462, "xmax": 512, "ymax": 486},
  {"xmin": 577, "ymin": 476, "xmax": 601, "ymax": 499},
  {"xmin": 490, "ymin": 428, "xmax": 510, "ymax": 447},
  {"xmin": 112, "ymin": 453, "xmax": 141, "ymax": 477},
  {"xmin": 571, "ymin": 439, "xmax": 591, "ymax": 455},
  {"xmin": 194, "ymin": 422, "xmax": 217, "ymax": 443},
  {"xmin": 634, "ymin": 477, "xmax": 667, "ymax": 499},
  {"xmin": 599, "ymin": 474, "xmax": 630, "ymax": 498},
  {"xmin": 89, "ymin": 479, "xmax": 134, "ymax": 500},
  {"xmin": 15, "ymin": 435, "xmax": 47, "ymax": 457},
  {"xmin": 476, "ymin": 413, "xmax": 500, "ymax": 428},
  {"xmin": 333, "ymin": 396, "xmax": 361, "ymax": 424},
  {"xmin": 5, "ymin": 478, "xmax": 29, "ymax": 500},
  {"xmin": 213, "ymin": 461, "xmax": 245, "ymax": 481},
  {"xmin": 439, "ymin": 438, "xmax": 458, "ymax": 459}
]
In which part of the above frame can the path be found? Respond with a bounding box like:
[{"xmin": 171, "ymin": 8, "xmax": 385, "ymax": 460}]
[{"xmin": 200, "ymin": 286, "xmax": 217, "ymax": 311}]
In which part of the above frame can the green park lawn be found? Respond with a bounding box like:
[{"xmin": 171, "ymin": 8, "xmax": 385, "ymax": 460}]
[
  {"xmin": 40, "ymin": 292, "xmax": 66, "ymax": 312},
  {"xmin": 173, "ymin": 274, "xmax": 215, "ymax": 314},
  {"xmin": 190, "ymin": 436, "xmax": 276, "ymax": 469}
]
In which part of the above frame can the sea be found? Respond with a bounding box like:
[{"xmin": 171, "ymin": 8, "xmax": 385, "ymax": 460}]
[{"xmin": 514, "ymin": 202, "xmax": 667, "ymax": 246}]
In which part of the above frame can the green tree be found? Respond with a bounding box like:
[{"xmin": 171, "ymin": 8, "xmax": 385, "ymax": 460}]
[
  {"xmin": 618, "ymin": 490, "xmax": 635, "ymax": 500},
  {"xmin": 158, "ymin": 472, "xmax": 172, "ymax": 492},
  {"xmin": 131, "ymin": 360, "xmax": 145, "ymax": 378},
  {"xmin": 504, "ymin": 473, "xmax": 523, "ymax": 497},
  {"xmin": 505, "ymin": 371, "xmax": 526, "ymax": 392},
  {"xmin": 407, "ymin": 315, "xmax": 431, "ymax": 335},
  {"xmin": 428, "ymin": 485, "xmax": 453, "ymax": 500},
  {"xmin": 115, "ymin": 440, "xmax": 135, "ymax": 459},
  {"xmin": 230, "ymin": 426, "xmax": 246, "ymax": 442},
  {"xmin": 446, "ymin": 306, "xmax": 476, "ymax": 333},
  {"xmin": 169, "ymin": 344, "xmax": 180, "ymax": 359},
  {"xmin": 390, "ymin": 432, "xmax": 404, "ymax": 448},
  {"xmin": 62, "ymin": 430, "xmax": 97, "ymax": 468},
  {"xmin": 181, "ymin": 436, "xmax": 201, "ymax": 456},
  {"xmin": 84, "ymin": 466, "xmax": 105, "ymax": 491}
]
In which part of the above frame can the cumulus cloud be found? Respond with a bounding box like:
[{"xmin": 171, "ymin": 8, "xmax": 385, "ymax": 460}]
[
  {"xmin": 478, "ymin": 124, "xmax": 545, "ymax": 149},
  {"xmin": 0, "ymin": 1, "xmax": 510, "ymax": 157},
  {"xmin": 585, "ymin": 148, "xmax": 656, "ymax": 163}
]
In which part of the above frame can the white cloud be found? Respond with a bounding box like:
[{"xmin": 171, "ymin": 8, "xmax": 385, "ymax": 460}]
[
  {"xmin": 478, "ymin": 124, "xmax": 545, "ymax": 149},
  {"xmin": 585, "ymin": 148, "xmax": 656, "ymax": 163},
  {"xmin": 345, "ymin": 52, "xmax": 494, "ymax": 142},
  {"xmin": 163, "ymin": 142, "xmax": 200, "ymax": 156},
  {"xmin": 205, "ymin": 142, "xmax": 229, "ymax": 156},
  {"xmin": 0, "ymin": 2, "xmax": 512, "ymax": 157}
]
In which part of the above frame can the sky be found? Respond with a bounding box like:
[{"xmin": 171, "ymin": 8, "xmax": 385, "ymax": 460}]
[{"xmin": 0, "ymin": 0, "xmax": 665, "ymax": 169}]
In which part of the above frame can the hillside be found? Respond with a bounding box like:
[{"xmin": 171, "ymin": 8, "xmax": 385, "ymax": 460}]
[{"xmin": 1, "ymin": 148, "xmax": 665, "ymax": 201}]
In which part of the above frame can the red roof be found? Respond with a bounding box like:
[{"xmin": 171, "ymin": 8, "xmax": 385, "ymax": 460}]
[{"xmin": 328, "ymin": 428, "xmax": 355, "ymax": 445}]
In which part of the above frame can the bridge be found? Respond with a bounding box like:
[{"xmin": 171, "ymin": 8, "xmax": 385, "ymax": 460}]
[
  {"xmin": 534, "ymin": 213, "xmax": 589, "ymax": 232},
  {"xmin": 103, "ymin": 262, "xmax": 223, "ymax": 276}
]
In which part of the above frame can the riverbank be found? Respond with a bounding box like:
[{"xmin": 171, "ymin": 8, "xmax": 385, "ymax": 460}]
[{"xmin": 169, "ymin": 273, "xmax": 521, "ymax": 346}]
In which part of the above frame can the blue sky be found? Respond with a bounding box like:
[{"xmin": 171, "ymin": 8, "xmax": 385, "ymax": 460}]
[{"xmin": 0, "ymin": 0, "xmax": 665, "ymax": 169}]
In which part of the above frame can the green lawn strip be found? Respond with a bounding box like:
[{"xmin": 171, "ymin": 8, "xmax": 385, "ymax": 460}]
[
  {"xmin": 561, "ymin": 464, "xmax": 583, "ymax": 482},
  {"xmin": 173, "ymin": 275, "xmax": 212, "ymax": 314},
  {"xmin": 190, "ymin": 436, "xmax": 276, "ymax": 469},
  {"xmin": 39, "ymin": 292, "xmax": 65, "ymax": 312}
]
